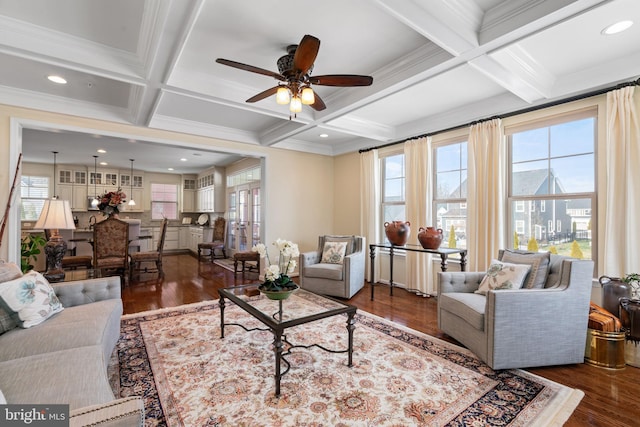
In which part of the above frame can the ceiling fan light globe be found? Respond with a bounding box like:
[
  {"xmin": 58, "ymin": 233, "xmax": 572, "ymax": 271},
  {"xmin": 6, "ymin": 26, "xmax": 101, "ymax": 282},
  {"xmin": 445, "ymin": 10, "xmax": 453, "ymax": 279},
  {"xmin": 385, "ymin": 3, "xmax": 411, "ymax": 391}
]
[
  {"xmin": 301, "ymin": 87, "xmax": 315, "ymax": 105},
  {"xmin": 276, "ymin": 87, "xmax": 290, "ymax": 104},
  {"xmin": 290, "ymin": 96, "xmax": 302, "ymax": 113}
]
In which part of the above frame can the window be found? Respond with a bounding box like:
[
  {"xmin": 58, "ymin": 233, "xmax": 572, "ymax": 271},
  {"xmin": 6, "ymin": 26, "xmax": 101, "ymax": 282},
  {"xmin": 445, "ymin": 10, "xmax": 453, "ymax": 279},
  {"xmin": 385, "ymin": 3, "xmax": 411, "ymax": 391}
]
[
  {"xmin": 381, "ymin": 153, "xmax": 405, "ymax": 238},
  {"xmin": 508, "ymin": 112, "xmax": 596, "ymax": 259},
  {"xmin": 105, "ymin": 173, "xmax": 117, "ymax": 186},
  {"xmin": 20, "ymin": 176, "xmax": 49, "ymax": 220},
  {"xmin": 150, "ymin": 183, "xmax": 178, "ymax": 220},
  {"xmin": 433, "ymin": 141, "xmax": 467, "ymax": 248}
]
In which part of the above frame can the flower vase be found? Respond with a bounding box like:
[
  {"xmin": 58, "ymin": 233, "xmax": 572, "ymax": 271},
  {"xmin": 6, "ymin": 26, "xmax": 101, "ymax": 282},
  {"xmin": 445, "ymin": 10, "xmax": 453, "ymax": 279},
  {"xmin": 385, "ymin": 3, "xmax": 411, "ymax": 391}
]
[{"xmin": 258, "ymin": 284, "xmax": 299, "ymax": 300}]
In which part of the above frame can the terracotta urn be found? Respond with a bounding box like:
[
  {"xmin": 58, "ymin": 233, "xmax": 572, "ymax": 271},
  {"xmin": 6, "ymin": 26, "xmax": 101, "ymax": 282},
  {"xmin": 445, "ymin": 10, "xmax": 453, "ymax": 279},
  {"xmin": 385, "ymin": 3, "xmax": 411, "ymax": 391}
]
[
  {"xmin": 384, "ymin": 221, "xmax": 411, "ymax": 246},
  {"xmin": 417, "ymin": 227, "xmax": 443, "ymax": 250}
]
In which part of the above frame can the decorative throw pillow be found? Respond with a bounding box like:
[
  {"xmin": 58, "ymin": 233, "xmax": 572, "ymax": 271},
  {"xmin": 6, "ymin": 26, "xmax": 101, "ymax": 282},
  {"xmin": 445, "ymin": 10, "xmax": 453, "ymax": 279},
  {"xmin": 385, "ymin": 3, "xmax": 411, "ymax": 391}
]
[
  {"xmin": 0, "ymin": 271, "xmax": 64, "ymax": 328},
  {"xmin": 475, "ymin": 260, "xmax": 531, "ymax": 295},
  {"xmin": 0, "ymin": 260, "xmax": 22, "ymax": 283},
  {"xmin": 324, "ymin": 235, "xmax": 355, "ymax": 255},
  {"xmin": 0, "ymin": 307, "xmax": 17, "ymax": 335},
  {"xmin": 321, "ymin": 241, "xmax": 348, "ymax": 264},
  {"xmin": 500, "ymin": 250, "xmax": 551, "ymax": 289}
]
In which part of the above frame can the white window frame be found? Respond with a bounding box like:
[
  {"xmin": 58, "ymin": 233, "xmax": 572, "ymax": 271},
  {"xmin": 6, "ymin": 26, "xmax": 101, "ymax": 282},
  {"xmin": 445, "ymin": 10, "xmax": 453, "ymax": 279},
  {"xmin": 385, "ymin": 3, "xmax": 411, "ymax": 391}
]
[
  {"xmin": 506, "ymin": 109, "xmax": 596, "ymax": 260},
  {"xmin": 20, "ymin": 175, "xmax": 49, "ymax": 221}
]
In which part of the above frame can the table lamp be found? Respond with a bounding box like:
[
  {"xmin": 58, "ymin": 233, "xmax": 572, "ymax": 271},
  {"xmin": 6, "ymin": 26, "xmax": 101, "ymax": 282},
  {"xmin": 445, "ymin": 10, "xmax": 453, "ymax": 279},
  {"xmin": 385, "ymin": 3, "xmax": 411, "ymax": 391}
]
[{"xmin": 34, "ymin": 198, "xmax": 76, "ymax": 282}]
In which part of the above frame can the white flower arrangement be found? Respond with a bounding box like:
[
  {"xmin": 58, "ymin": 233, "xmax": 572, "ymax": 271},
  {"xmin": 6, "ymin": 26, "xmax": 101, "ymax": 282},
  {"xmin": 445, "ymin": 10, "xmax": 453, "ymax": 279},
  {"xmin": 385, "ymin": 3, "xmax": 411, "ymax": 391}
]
[{"xmin": 252, "ymin": 239, "xmax": 299, "ymax": 291}]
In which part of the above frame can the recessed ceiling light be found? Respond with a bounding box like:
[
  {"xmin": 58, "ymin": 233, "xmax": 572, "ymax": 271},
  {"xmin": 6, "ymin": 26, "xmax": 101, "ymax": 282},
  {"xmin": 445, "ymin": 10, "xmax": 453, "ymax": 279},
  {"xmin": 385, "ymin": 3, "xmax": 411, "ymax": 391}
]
[
  {"xmin": 180, "ymin": 158, "xmax": 187, "ymax": 162},
  {"xmin": 319, "ymin": 133, "xmax": 329, "ymax": 138},
  {"xmin": 602, "ymin": 20, "xmax": 633, "ymax": 35},
  {"xmin": 100, "ymin": 162, "xmax": 108, "ymax": 166},
  {"xmin": 47, "ymin": 75, "xmax": 67, "ymax": 84},
  {"xmin": 97, "ymin": 149, "xmax": 106, "ymax": 153},
  {"xmin": 168, "ymin": 168, "xmax": 174, "ymax": 171}
]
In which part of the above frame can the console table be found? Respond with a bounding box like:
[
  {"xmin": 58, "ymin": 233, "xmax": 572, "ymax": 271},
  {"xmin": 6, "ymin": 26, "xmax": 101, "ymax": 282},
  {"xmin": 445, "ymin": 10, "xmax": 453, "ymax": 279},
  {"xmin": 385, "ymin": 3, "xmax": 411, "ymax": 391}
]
[{"xmin": 369, "ymin": 243, "xmax": 467, "ymax": 300}]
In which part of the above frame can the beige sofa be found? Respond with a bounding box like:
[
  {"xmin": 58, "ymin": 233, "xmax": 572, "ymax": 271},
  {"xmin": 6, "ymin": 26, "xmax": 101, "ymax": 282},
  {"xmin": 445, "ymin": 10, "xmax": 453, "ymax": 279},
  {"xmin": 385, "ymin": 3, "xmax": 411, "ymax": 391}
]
[{"xmin": 0, "ymin": 269, "xmax": 144, "ymax": 426}]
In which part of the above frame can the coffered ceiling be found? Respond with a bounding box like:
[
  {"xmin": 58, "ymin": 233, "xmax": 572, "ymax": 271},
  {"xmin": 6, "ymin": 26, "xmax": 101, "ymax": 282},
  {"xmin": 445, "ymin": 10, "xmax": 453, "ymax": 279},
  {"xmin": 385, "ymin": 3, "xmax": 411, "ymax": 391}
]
[{"xmin": 2, "ymin": 0, "xmax": 639, "ymax": 171}]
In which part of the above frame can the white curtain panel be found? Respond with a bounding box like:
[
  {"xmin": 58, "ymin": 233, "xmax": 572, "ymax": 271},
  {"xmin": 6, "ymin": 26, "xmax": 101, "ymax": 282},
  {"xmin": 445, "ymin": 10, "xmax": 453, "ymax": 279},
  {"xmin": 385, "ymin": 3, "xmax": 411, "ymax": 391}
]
[
  {"xmin": 467, "ymin": 118, "xmax": 506, "ymax": 271},
  {"xmin": 604, "ymin": 86, "xmax": 640, "ymax": 276},
  {"xmin": 404, "ymin": 137, "xmax": 435, "ymax": 295},
  {"xmin": 360, "ymin": 149, "xmax": 380, "ymax": 283}
]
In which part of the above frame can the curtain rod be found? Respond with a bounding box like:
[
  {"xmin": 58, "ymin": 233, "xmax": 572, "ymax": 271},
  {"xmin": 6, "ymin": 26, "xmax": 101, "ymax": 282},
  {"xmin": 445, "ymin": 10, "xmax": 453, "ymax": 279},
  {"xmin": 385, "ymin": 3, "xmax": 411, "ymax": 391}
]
[{"xmin": 359, "ymin": 76, "xmax": 640, "ymax": 153}]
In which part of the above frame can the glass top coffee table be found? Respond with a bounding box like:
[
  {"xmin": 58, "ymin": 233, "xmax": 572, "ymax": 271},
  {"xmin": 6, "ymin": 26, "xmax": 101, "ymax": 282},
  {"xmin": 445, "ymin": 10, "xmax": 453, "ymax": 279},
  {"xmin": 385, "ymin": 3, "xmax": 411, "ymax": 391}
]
[{"xmin": 218, "ymin": 284, "xmax": 357, "ymax": 397}]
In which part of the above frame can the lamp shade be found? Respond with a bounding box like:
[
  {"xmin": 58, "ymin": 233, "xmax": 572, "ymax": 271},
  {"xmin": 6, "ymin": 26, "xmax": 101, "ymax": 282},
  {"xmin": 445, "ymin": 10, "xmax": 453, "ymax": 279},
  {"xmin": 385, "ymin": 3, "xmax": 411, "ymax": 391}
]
[
  {"xmin": 289, "ymin": 96, "xmax": 302, "ymax": 113},
  {"xmin": 34, "ymin": 199, "xmax": 76, "ymax": 230},
  {"xmin": 276, "ymin": 87, "xmax": 290, "ymax": 104},
  {"xmin": 301, "ymin": 87, "xmax": 315, "ymax": 105}
]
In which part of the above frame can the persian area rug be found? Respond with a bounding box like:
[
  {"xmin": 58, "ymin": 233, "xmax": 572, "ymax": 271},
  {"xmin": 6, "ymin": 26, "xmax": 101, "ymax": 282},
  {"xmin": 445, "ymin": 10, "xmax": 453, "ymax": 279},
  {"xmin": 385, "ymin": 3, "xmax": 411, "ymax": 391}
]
[{"xmin": 113, "ymin": 297, "xmax": 583, "ymax": 426}]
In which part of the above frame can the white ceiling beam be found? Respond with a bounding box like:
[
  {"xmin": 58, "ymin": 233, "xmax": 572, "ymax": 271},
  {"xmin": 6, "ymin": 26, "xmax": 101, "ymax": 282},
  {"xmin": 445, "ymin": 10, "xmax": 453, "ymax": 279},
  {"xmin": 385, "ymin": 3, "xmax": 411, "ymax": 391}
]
[{"xmin": 374, "ymin": 0, "xmax": 481, "ymax": 55}]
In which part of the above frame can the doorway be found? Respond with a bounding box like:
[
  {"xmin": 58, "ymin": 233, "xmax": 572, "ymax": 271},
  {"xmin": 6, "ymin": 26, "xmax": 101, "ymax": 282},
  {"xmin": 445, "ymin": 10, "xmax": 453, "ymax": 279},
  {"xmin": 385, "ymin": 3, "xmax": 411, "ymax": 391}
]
[{"xmin": 226, "ymin": 183, "xmax": 261, "ymax": 255}]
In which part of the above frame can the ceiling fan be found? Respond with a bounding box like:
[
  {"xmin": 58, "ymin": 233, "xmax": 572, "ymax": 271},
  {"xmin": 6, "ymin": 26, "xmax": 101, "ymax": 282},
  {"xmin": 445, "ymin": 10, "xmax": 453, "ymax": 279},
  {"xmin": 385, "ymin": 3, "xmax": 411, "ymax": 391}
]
[{"xmin": 216, "ymin": 35, "xmax": 373, "ymax": 116}]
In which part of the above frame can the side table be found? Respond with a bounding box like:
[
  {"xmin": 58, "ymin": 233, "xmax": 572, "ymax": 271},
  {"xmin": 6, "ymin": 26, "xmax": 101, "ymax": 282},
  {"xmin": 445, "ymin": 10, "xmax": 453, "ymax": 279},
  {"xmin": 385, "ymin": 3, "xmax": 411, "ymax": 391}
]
[{"xmin": 369, "ymin": 243, "xmax": 467, "ymax": 300}]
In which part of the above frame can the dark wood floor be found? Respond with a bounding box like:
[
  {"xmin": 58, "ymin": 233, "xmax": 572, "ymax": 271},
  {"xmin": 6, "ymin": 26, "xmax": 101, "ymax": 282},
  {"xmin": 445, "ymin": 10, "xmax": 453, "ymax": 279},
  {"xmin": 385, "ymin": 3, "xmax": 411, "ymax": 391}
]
[{"xmin": 122, "ymin": 253, "xmax": 639, "ymax": 427}]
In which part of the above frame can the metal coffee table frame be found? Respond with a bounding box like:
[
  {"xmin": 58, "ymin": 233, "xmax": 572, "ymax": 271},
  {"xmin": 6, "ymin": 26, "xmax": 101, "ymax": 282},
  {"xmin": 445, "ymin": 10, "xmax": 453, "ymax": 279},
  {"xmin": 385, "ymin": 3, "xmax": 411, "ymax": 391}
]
[{"xmin": 219, "ymin": 285, "xmax": 357, "ymax": 397}]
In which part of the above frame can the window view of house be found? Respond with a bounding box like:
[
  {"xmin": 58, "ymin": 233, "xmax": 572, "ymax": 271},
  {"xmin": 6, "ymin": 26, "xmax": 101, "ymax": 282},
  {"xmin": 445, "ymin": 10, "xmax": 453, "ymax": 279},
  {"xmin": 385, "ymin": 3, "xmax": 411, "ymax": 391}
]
[
  {"xmin": 508, "ymin": 115, "xmax": 596, "ymax": 259},
  {"xmin": 381, "ymin": 153, "xmax": 406, "ymax": 237},
  {"xmin": 434, "ymin": 141, "xmax": 467, "ymax": 249}
]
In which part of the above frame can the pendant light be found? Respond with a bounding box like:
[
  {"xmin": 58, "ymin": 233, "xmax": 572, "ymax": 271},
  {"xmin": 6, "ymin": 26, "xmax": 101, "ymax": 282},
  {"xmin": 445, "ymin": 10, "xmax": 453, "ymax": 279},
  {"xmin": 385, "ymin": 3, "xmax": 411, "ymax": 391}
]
[
  {"xmin": 128, "ymin": 159, "xmax": 136, "ymax": 206},
  {"xmin": 91, "ymin": 155, "xmax": 99, "ymax": 207}
]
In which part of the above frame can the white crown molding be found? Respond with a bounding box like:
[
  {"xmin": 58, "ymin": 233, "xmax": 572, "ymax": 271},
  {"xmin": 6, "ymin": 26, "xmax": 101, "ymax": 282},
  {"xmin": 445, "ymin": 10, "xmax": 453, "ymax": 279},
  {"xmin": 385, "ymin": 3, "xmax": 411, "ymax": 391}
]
[
  {"xmin": 0, "ymin": 84, "xmax": 133, "ymax": 124},
  {"xmin": 480, "ymin": 0, "xmax": 607, "ymax": 45},
  {"xmin": 326, "ymin": 115, "xmax": 395, "ymax": 142},
  {"xmin": 271, "ymin": 138, "xmax": 334, "ymax": 156},
  {"xmin": 149, "ymin": 114, "xmax": 261, "ymax": 145},
  {"xmin": 0, "ymin": 15, "xmax": 145, "ymax": 78}
]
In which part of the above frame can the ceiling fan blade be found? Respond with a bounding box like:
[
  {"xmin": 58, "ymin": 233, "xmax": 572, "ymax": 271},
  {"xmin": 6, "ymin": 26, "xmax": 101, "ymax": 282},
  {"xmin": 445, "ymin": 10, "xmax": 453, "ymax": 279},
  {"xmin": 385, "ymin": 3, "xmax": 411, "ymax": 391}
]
[
  {"xmin": 246, "ymin": 86, "xmax": 279, "ymax": 103},
  {"xmin": 309, "ymin": 74, "xmax": 373, "ymax": 87},
  {"xmin": 310, "ymin": 92, "xmax": 326, "ymax": 111},
  {"xmin": 293, "ymin": 35, "xmax": 320, "ymax": 76},
  {"xmin": 216, "ymin": 58, "xmax": 286, "ymax": 81}
]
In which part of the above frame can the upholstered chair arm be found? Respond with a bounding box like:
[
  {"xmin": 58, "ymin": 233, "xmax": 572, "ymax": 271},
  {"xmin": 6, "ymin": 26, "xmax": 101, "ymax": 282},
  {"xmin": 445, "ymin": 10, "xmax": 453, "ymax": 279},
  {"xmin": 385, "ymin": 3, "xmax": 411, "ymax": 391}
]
[
  {"xmin": 343, "ymin": 247, "xmax": 366, "ymax": 295},
  {"xmin": 437, "ymin": 271, "xmax": 485, "ymax": 295},
  {"xmin": 484, "ymin": 259, "xmax": 594, "ymax": 369},
  {"xmin": 52, "ymin": 276, "xmax": 122, "ymax": 308},
  {"xmin": 300, "ymin": 250, "xmax": 320, "ymax": 268}
]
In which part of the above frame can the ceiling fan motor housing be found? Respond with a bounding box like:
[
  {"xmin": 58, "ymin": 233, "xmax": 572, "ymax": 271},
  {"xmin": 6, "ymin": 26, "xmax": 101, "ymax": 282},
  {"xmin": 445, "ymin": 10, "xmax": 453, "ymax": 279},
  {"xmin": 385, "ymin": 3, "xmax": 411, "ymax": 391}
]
[{"xmin": 277, "ymin": 45, "xmax": 313, "ymax": 77}]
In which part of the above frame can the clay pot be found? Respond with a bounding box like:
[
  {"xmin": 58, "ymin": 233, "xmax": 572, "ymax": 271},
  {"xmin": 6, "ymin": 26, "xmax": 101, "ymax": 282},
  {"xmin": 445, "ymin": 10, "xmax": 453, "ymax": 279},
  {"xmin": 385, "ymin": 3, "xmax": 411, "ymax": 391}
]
[
  {"xmin": 384, "ymin": 221, "xmax": 411, "ymax": 246},
  {"xmin": 418, "ymin": 227, "xmax": 443, "ymax": 250}
]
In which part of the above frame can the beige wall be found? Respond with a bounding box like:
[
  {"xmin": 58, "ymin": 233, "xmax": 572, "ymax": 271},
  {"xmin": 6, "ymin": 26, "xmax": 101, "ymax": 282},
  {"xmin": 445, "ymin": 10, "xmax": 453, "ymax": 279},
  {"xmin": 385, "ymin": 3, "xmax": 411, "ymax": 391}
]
[
  {"xmin": 0, "ymin": 104, "xmax": 335, "ymax": 262},
  {"xmin": 333, "ymin": 151, "xmax": 361, "ymax": 236}
]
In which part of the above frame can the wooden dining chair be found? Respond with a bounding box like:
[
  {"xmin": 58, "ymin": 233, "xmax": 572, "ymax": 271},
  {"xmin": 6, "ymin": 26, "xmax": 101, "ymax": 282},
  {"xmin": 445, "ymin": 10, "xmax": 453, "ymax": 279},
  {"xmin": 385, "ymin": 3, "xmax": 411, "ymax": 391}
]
[
  {"xmin": 197, "ymin": 217, "xmax": 226, "ymax": 261},
  {"xmin": 130, "ymin": 218, "xmax": 168, "ymax": 281},
  {"xmin": 93, "ymin": 216, "xmax": 129, "ymax": 284}
]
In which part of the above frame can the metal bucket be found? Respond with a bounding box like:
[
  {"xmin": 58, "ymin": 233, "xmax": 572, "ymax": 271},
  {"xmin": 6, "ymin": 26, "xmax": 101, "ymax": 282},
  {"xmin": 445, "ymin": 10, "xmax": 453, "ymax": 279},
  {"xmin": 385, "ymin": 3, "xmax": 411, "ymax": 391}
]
[{"xmin": 584, "ymin": 328, "xmax": 626, "ymax": 370}]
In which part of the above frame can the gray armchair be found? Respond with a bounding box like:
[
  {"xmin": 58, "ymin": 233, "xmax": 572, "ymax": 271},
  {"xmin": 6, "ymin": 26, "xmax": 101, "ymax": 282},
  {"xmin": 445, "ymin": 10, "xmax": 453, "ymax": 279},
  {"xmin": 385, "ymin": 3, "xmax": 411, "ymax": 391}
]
[
  {"xmin": 299, "ymin": 235, "xmax": 366, "ymax": 299},
  {"xmin": 437, "ymin": 253, "xmax": 594, "ymax": 370}
]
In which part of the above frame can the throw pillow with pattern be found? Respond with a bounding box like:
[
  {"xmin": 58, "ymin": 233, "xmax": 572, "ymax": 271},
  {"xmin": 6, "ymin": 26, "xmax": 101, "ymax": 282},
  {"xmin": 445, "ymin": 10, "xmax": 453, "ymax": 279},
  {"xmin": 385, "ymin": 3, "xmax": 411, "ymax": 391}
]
[
  {"xmin": 0, "ymin": 271, "xmax": 64, "ymax": 328},
  {"xmin": 475, "ymin": 259, "xmax": 531, "ymax": 295},
  {"xmin": 500, "ymin": 250, "xmax": 551, "ymax": 289},
  {"xmin": 321, "ymin": 241, "xmax": 348, "ymax": 264}
]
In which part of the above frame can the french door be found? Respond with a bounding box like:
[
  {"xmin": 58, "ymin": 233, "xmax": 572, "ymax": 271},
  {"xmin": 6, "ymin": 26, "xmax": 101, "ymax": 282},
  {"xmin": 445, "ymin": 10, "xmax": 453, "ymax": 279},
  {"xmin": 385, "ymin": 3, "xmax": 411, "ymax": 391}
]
[{"xmin": 226, "ymin": 184, "xmax": 261, "ymax": 255}]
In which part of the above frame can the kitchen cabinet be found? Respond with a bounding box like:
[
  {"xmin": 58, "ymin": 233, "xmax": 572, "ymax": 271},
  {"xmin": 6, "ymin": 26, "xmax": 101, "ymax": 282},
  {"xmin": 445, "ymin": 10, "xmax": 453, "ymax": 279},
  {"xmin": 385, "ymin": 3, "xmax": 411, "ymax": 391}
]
[
  {"xmin": 120, "ymin": 171, "xmax": 144, "ymax": 212},
  {"xmin": 182, "ymin": 177, "xmax": 197, "ymax": 213},
  {"xmin": 186, "ymin": 226, "xmax": 213, "ymax": 253},
  {"xmin": 154, "ymin": 225, "xmax": 179, "ymax": 251},
  {"xmin": 195, "ymin": 168, "xmax": 225, "ymax": 212},
  {"xmin": 179, "ymin": 227, "xmax": 191, "ymax": 249},
  {"xmin": 57, "ymin": 167, "xmax": 88, "ymax": 211}
]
